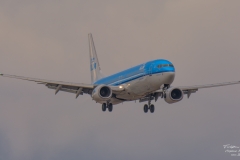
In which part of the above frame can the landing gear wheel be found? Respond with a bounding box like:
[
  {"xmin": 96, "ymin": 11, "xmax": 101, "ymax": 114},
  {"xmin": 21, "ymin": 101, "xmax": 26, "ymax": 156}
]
[
  {"xmin": 150, "ymin": 104, "xmax": 155, "ymax": 113},
  {"xmin": 102, "ymin": 103, "xmax": 107, "ymax": 112},
  {"xmin": 143, "ymin": 104, "xmax": 148, "ymax": 113},
  {"xmin": 108, "ymin": 103, "xmax": 113, "ymax": 112}
]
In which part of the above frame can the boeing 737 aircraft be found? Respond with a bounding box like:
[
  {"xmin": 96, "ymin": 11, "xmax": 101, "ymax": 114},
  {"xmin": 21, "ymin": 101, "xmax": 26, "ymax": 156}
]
[{"xmin": 1, "ymin": 34, "xmax": 240, "ymax": 113}]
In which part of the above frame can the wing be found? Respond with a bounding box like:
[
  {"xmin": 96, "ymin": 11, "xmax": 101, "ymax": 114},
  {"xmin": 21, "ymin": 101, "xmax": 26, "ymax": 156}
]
[
  {"xmin": 140, "ymin": 80, "xmax": 240, "ymax": 102},
  {"xmin": 0, "ymin": 73, "xmax": 95, "ymax": 98},
  {"xmin": 178, "ymin": 81, "xmax": 240, "ymax": 90},
  {"xmin": 178, "ymin": 80, "xmax": 240, "ymax": 98}
]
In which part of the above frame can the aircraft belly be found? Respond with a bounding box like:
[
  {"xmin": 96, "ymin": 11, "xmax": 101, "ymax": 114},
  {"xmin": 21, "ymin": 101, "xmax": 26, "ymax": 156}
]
[
  {"xmin": 116, "ymin": 76, "xmax": 158, "ymax": 100},
  {"xmin": 97, "ymin": 98, "xmax": 124, "ymax": 105},
  {"xmin": 115, "ymin": 77, "xmax": 148, "ymax": 100},
  {"xmin": 132, "ymin": 79, "xmax": 149, "ymax": 94},
  {"xmin": 115, "ymin": 72, "xmax": 175, "ymax": 101},
  {"xmin": 109, "ymin": 98, "xmax": 124, "ymax": 105}
]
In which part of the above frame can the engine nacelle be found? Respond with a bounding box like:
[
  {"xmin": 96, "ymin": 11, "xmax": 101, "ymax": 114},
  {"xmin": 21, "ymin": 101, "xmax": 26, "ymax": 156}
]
[
  {"xmin": 164, "ymin": 87, "xmax": 183, "ymax": 104},
  {"xmin": 92, "ymin": 85, "xmax": 112, "ymax": 102}
]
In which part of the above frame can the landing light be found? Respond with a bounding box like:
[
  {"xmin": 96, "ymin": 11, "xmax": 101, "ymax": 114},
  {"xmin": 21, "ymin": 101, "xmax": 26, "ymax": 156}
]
[{"xmin": 119, "ymin": 86, "xmax": 123, "ymax": 89}]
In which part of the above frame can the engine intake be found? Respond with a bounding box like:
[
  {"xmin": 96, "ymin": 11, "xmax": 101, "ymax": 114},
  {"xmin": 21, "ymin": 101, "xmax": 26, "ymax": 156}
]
[
  {"xmin": 164, "ymin": 88, "xmax": 183, "ymax": 104},
  {"xmin": 171, "ymin": 89, "xmax": 182, "ymax": 100},
  {"xmin": 92, "ymin": 85, "xmax": 112, "ymax": 102},
  {"xmin": 99, "ymin": 86, "xmax": 111, "ymax": 97}
]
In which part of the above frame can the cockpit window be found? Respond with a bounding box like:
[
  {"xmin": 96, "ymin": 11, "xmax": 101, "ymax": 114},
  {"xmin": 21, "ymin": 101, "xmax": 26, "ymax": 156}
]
[
  {"xmin": 158, "ymin": 64, "xmax": 174, "ymax": 68},
  {"xmin": 163, "ymin": 64, "xmax": 169, "ymax": 67}
]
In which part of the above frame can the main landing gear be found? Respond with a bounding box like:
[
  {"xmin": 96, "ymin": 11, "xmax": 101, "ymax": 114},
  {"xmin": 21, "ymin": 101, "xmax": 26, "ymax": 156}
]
[
  {"xmin": 143, "ymin": 84, "xmax": 170, "ymax": 113},
  {"xmin": 143, "ymin": 104, "xmax": 155, "ymax": 113},
  {"xmin": 102, "ymin": 103, "xmax": 113, "ymax": 112},
  {"xmin": 143, "ymin": 94, "xmax": 156, "ymax": 113},
  {"xmin": 143, "ymin": 97, "xmax": 155, "ymax": 113}
]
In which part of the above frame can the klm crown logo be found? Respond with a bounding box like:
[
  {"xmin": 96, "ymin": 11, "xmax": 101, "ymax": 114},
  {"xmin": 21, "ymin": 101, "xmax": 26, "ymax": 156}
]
[{"xmin": 90, "ymin": 58, "xmax": 97, "ymax": 71}]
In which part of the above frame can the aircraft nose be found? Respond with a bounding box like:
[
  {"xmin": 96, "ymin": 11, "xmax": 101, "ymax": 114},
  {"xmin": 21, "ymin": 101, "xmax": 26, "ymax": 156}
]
[{"xmin": 163, "ymin": 72, "xmax": 175, "ymax": 84}]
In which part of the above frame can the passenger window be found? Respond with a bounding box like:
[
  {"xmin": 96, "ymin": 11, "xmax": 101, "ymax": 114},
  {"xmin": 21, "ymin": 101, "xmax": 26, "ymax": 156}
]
[{"xmin": 163, "ymin": 64, "xmax": 168, "ymax": 67}]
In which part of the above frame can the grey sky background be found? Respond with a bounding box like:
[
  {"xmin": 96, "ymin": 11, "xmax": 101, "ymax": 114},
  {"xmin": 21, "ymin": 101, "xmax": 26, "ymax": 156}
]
[{"xmin": 0, "ymin": 0, "xmax": 240, "ymax": 159}]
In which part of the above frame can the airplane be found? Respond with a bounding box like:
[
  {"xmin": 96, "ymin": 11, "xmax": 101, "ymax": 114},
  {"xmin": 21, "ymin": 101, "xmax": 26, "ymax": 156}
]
[{"xmin": 1, "ymin": 33, "xmax": 240, "ymax": 113}]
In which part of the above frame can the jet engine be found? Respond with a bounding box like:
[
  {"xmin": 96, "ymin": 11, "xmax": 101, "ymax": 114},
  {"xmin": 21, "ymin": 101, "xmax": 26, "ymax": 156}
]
[
  {"xmin": 164, "ymin": 87, "xmax": 183, "ymax": 104},
  {"xmin": 92, "ymin": 85, "xmax": 112, "ymax": 102}
]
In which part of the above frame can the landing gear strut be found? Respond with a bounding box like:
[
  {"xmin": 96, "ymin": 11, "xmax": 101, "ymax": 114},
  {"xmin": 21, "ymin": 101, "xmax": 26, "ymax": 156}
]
[
  {"xmin": 102, "ymin": 102, "xmax": 113, "ymax": 112},
  {"xmin": 161, "ymin": 84, "xmax": 170, "ymax": 98}
]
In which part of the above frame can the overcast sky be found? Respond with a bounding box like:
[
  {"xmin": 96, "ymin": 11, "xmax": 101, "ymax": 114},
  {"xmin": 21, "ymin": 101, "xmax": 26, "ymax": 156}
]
[{"xmin": 0, "ymin": 0, "xmax": 240, "ymax": 160}]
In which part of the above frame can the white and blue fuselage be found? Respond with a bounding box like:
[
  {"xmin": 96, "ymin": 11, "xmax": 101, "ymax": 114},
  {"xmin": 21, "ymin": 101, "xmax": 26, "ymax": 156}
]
[{"xmin": 93, "ymin": 59, "xmax": 175, "ymax": 104}]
